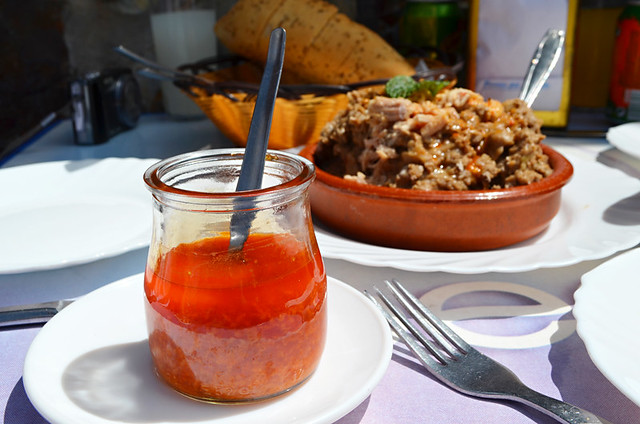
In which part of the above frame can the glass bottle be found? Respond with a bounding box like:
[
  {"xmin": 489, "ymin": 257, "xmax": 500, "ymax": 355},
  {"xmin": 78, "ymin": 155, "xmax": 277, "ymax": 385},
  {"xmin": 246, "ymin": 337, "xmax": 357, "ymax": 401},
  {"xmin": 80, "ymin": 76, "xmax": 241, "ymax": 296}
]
[
  {"xmin": 399, "ymin": 0, "xmax": 461, "ymax": 53},
  {"xmin": 608, "ymin": 0, "xmax": 640, "ymax": 122},
  {"xmin": 571, "ymin": 0, "xmax": 626, "ymax": 108},
  {"xmin": 149, "ymin": 0, "xmax": 218, "ymax": 118},
  {"xmin": 142, "ymin": 148, "xmax": 327, "ymax": 403}
]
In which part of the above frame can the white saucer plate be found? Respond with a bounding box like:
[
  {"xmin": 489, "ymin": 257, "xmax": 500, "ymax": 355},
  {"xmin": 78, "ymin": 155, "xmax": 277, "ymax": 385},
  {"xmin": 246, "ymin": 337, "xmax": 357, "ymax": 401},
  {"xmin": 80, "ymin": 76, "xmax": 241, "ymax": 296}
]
[
  {"xmin": 574, "ymin": 248, "xmax": 640, "ymax": 407},
  {"xmin": 315, "ymin": 151, "xmax": 640, "ymax": 273},
  {"xmin": 0, "ymin": 158, "xmax": 158, "ymax": 274},
  {"xmin": 23, "ymin": 274, "xmax": 393, "ymax": 424}
]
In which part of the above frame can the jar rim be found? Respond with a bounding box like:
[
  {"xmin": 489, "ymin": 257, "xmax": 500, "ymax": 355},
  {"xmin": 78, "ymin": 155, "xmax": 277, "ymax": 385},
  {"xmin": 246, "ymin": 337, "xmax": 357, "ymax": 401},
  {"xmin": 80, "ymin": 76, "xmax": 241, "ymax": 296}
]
[{"xmin": 144, "ymin": 148, "xmax": 315, "ymax": 200}]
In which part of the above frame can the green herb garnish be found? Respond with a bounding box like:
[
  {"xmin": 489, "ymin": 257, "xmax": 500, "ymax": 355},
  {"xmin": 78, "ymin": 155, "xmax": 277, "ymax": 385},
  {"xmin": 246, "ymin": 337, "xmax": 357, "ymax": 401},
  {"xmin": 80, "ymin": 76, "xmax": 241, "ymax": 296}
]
[
  {"xmin": 385, "ymin": 76, "xmax": 450, "ymax": 101},
  {"xmin": 385, "ymin": 75, "xmax": 418, "ymax": 98}
]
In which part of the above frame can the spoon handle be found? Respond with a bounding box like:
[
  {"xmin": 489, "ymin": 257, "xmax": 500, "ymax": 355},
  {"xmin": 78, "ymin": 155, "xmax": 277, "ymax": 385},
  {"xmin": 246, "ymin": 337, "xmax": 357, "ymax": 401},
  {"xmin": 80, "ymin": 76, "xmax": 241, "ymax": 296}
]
[
  {"xmin": 236, "ymin": 28, "xmax": 286, "ymax": 191},
  {"xmin": 519, "ymin": 29, "xmax": 565, "ymax": 107},
  {"xmin": 229, "ymin": 28, "xmax": 286, "ymax": 250},
  {"xmin": 114, "ymin": 45, "xmax": 202, "ymax": 83}
]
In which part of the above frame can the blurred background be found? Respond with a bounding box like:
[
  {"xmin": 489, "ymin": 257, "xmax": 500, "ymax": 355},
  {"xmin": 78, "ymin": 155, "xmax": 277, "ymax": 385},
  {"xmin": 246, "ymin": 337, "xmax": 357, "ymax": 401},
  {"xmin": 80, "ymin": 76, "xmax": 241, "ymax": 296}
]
[
  {"xmin": 0, "ymin": 0, "xmax": 396, "ymax": 153},
  {"xmin": 1, "ymin": 0, "xmax": 636, "ymax": 158}
]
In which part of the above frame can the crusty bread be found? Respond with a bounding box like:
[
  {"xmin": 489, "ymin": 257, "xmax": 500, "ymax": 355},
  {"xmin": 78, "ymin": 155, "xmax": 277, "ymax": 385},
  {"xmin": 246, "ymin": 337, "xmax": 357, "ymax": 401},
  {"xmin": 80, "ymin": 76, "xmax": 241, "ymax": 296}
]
[
  {"xmin": 259, "ymin": 0, "xmax": 338, "ymax": 66},
  {"xmin": 214, "ymin": 0, "xmax": 283, "ymax": 62},
  {"xmin": 214, "ymin": 0, "xmax": 414, "ymax": 84}
]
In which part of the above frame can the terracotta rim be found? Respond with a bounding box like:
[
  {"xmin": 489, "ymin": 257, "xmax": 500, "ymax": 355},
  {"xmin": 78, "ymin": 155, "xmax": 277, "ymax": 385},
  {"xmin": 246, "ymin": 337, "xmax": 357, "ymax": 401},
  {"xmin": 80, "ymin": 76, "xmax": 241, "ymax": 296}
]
[{"xmin": 299, "ymin": 143, "xmax": 573, "ymax": 203}]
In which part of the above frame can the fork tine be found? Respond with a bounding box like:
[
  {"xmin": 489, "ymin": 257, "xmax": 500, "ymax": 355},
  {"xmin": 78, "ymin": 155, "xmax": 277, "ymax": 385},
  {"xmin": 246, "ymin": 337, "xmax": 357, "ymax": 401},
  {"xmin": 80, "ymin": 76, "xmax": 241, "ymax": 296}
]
[
  {"xmin": 387, "ymin": 279, "xmax": 470, "ymax": 354},
  {"xmin": 383, "ymin": 279, "xmax": 462, "ymax": 358},
  {"xmin": 364, "ymin": 288, "xmax": 449, "ymax": 366}
]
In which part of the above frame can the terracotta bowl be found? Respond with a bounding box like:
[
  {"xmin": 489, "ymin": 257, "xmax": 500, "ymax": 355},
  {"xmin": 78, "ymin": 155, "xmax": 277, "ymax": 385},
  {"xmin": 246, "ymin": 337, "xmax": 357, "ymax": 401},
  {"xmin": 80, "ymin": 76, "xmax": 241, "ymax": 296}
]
[{"xmin": 299, "ymin": 143, "xmax": 573, "ymax": 252}]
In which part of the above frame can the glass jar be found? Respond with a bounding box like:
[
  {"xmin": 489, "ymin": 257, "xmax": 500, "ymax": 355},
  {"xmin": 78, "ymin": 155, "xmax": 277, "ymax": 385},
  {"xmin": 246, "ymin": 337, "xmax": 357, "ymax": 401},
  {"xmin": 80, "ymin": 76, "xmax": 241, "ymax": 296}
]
[{"xmin": 142, "ymin": 149, "xmax": 327, "ymax": 403}]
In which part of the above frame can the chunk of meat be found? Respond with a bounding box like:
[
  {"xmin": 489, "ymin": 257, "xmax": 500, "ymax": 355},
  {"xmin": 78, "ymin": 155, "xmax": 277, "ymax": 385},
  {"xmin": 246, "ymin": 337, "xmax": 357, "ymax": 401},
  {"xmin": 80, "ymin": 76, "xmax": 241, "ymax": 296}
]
[{"xmin": 368, "ymin": 96, "xmax": 412, "ymax": 122}]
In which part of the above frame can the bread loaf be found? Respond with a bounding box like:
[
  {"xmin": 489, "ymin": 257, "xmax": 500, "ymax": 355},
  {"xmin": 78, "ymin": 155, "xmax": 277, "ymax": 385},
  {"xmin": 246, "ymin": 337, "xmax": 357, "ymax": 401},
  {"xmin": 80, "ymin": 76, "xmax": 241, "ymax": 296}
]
[{"xmin": 214, "ymin": 0, "xmax": 415, "ymax": 84}]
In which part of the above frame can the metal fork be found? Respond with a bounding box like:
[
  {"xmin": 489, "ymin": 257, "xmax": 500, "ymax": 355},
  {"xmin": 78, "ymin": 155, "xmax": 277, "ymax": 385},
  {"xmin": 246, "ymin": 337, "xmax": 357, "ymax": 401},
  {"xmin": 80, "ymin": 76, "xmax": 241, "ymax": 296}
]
[{"xmin": 365, "ymin": 279, "xmax": 613, "ymax": 424}]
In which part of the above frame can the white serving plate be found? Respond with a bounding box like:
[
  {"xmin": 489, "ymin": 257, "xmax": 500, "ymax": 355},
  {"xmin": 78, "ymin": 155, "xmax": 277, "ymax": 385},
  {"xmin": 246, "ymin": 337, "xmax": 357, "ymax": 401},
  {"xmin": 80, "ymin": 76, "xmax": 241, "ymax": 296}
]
[
  {"xmin": 574, "ymin": 248, "xmax": 640, "ymax": 407},
  {"xmin": 0, "ymin": 158, "xmax": 158, "ymax": 273},
  {"xmin": 607, "ymin": 122, "xmax": 640, "ymax": 160},
  {"xmin": 315, "ymin": 151, "xmax": 640, "ymax": 273}
]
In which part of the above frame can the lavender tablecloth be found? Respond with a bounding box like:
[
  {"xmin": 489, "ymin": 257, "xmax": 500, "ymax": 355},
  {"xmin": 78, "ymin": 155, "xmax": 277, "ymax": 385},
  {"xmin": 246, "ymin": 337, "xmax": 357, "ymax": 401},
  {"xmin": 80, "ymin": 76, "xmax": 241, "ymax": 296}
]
[
  {"xmin": 2, "ymin": 116, "xmax": 639, "ymax": 423},
  {"xmin": 334, "ymin": 278, "xmax": 640, "ymax": 423},
  {"xmin": 3, "ymin": 266, "xmax": 640, "ymax": 423}
]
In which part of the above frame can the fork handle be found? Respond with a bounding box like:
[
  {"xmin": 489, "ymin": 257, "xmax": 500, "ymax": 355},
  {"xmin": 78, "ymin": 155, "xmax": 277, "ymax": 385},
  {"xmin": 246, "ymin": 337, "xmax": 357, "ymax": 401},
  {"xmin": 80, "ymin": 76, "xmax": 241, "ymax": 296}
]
[{"xmin": 512, "ymin": 386, "xmax": 613, "ymax": 424}]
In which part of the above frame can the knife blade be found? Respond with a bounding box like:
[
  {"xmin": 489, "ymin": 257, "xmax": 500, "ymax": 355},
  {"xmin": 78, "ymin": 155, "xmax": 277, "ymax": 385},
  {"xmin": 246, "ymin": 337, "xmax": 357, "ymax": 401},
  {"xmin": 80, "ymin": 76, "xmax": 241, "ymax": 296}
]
[{"xmin": 0, "ymin": 300, "xmax": 73, "ymax": 328}]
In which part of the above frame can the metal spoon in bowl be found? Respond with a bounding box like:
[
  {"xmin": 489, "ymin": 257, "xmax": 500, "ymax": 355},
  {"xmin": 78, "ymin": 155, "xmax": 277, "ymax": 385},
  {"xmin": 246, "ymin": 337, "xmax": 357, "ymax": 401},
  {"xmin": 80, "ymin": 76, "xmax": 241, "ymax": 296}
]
[
  {"xmin": 519, "ymin": 29, "xmax": 566, "ymax": 107},
  {"xmin": 228, "ymin": 27, "xmax": 286, "ymax": 251}
]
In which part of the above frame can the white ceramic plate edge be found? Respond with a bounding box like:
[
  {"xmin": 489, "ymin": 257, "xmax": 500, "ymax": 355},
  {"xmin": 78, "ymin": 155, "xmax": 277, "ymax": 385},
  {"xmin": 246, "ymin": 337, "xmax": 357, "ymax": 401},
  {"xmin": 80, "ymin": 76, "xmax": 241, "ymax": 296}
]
[
  {"xmin": 0, "ymin": 158, "xmax": 159, "ymax": 274},
  {"xmin": 574, "ymin": 248, "xmax": 640, "ymax": 407},
  {"xmin": 315, "ymin": 151, "xmax": 640, "ymax": 273},
  {"xmin": 607, "ymin": 122, "xmax": 640, "ymax": 160}
]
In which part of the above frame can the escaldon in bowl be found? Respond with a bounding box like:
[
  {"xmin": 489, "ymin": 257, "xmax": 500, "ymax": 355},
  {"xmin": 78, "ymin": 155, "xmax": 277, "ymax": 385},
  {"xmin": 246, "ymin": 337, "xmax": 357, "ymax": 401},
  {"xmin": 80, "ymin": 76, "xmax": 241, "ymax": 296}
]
[{"xmin": 299, "ymin": 86, "xmax": 573, "ymax": 252}]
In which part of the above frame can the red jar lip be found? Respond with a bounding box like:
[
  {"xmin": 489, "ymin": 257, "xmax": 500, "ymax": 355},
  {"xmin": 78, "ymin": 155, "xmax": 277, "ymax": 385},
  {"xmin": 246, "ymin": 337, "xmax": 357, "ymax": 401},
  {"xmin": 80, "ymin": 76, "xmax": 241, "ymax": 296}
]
[{"xmin": 144, "ymin": 148, "xmax": 316, "ymax": 200}]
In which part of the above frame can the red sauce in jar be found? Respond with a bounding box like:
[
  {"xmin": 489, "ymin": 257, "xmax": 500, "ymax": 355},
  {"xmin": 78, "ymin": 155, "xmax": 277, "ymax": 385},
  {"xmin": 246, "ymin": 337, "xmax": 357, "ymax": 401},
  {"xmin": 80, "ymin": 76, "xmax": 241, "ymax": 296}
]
[{"xmin": 144, "ymin": 232, "xmax": 327, "ymax": 402}]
